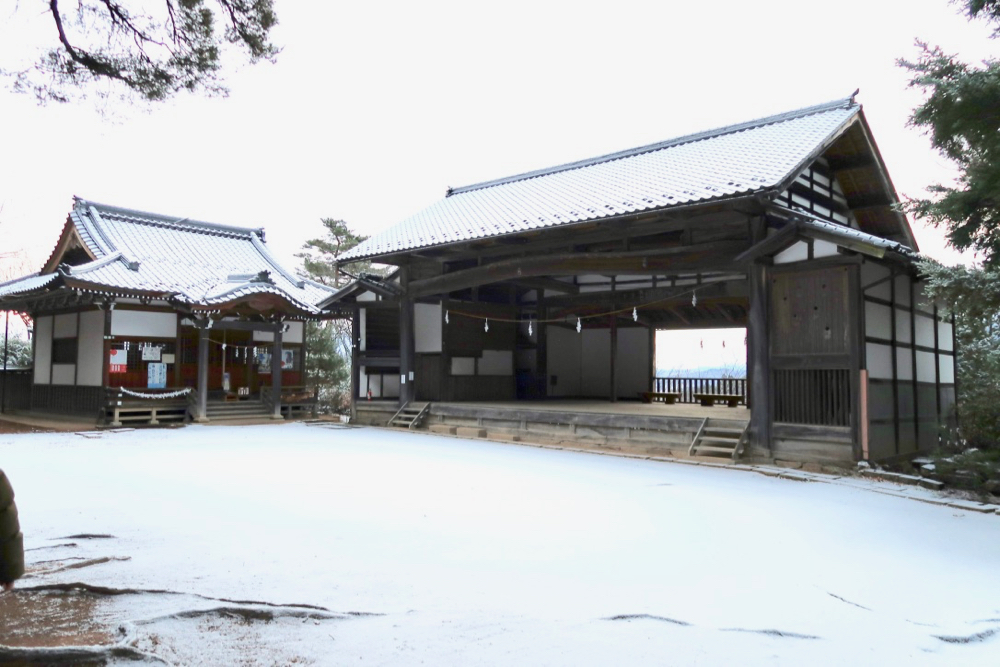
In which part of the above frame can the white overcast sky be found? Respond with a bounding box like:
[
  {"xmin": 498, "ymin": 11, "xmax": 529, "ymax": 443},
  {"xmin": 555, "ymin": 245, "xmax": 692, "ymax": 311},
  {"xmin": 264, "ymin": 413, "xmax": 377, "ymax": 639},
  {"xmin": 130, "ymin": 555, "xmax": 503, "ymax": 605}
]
[{"xmin": 0, "ymin": 0, "xmax": 996, "ymax": 273}]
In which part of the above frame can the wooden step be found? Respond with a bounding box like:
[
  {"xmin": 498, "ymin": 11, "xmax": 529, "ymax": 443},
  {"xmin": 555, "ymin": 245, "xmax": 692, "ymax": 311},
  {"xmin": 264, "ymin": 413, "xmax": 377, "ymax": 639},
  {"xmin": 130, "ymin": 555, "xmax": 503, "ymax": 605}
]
[{"xmin": 698, "ymin": 436, "xmax": 741, "ymax": 445}]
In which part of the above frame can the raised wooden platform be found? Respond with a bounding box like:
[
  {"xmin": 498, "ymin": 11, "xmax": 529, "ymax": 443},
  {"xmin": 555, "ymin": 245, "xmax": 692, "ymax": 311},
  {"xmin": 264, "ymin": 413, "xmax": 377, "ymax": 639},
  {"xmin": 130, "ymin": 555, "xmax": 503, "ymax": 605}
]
[
  {"xmin": 355, "ymin": 399, "xmax": 750, "ymax": 460},
  {"xmin": 353, "ymin": 399, "xmax": 856, "ymax": 464}
]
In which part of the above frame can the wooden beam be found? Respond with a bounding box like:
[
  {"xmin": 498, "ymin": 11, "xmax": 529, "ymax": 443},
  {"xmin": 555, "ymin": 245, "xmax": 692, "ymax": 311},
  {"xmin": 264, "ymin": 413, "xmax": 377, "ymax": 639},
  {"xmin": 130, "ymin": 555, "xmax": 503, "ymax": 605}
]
[
  {"xmin": 198, "ymin": 319, "xmax": 282, "ymax": 332},
  {"xmin": 669, "ymin": 308, "xmax": 691, "ymax": 325},
  {"xmin": 506, "ymin": 277, "xmax": 580, "ymax": 295},
  {"xmin": 392, "ymin": 205, "xmax": 748, "ymax": 265},
  {"xmin": 410, "ymin": 241, "xmax": 747, "ymax": 298},
  {"xmin": 537, "ymin": 279, "xmax": 744, "ymax": 309}
]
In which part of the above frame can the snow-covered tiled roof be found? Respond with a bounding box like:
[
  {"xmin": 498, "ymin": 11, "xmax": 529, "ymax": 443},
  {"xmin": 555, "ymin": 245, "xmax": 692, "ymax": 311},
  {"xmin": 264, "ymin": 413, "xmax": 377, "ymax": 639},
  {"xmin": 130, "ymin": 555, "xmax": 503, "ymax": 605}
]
[
  {"xmin": 0, "ymin": 273, "xmax": 58, "ymax": 298},
  {"xmin": 342, "ymin": 96, "xmax": 862, "ymax": 262},
  {"xmin": 1, "ymin": 199, "xmax": 335, "ymax": 315}
]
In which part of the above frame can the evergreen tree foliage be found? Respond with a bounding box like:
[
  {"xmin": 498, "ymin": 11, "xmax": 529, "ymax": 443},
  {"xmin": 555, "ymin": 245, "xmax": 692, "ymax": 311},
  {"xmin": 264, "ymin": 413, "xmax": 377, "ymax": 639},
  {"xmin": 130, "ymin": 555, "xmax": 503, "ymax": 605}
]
[
  {"xmin": 901, "ymin": 2, "xmax": 1000, "ymax": 450},
  {"xmin": 1, "ymin": 332, "xmax": 32, "ymax": 369},
  {"xmin": 919, "ymin": 260, "xmax": 1000, "ymax": 448},
  {"xmin": 899, "ymin": 0, "xmax": 1000, "ymax": 264},
  {"xmin": 297, "ymin": 218, "xmax": 369, "ymax": 412},
  {"xmin": 3, "ymin": 1, "xmax": 278, "ymax": 104}
]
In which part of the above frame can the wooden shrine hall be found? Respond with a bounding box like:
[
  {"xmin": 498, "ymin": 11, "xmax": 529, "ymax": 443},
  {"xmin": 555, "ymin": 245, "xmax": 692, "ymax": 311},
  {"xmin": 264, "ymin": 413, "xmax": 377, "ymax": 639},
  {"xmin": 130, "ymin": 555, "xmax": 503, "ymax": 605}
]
[
  {"xmin": 0, "ymin": 198, "xmax": 343, "ymax": 426},
  {"xmin": 330, "ymin": 94, "xmax": 957, "ymax": 464}
]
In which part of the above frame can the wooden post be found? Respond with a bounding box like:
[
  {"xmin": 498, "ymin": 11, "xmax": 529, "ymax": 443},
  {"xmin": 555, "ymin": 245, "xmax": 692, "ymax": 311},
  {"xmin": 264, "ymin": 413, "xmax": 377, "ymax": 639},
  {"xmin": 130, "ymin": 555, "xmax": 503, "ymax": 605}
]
[
  {"xmin": 174, "ymin": 315, "xmax": 182, "ymax": 388},
  {"xmin": 610, "ymin": 313, "xmax": 618, "ymax": 403},
  {"xmin": 537, "ymin": 297, "xmax": 547, "ymax": 398},
  {"xmin": 272, "ymin": 325, "xmax": 283, "ymax": 419},
  {"xmin": 747, "ymin": 261, "xmax": 771, "ymax": 457},
  {"xmin": 889, "ymin": 271, "xmax": 900, "ymax": 455},
  {"xmin": 648, "ymin": 325, "xmax": 655, "ymax": 393},
  {"xmin": 849, "ymin": 264, "xmax": 864, "ymax": 462},
  {"xmin": 351, "ymin": 310, "xmax": 360, "ymax": 420},
  {"xmin": 197, "ymin": 325, "xmax": 209, "ymax": 422},
  {"xmin": 102, "ymin": 307, "xmax": 112, "ymax": 389},
  {"xmin": 399, "ymin": 267, "xmax": 415, "ymax": 406}
]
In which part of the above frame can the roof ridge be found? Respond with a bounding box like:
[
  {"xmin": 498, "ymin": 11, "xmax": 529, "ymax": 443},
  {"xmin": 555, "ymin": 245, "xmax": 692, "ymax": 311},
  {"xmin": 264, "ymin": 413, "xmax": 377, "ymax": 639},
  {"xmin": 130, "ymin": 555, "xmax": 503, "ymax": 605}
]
[
  {"xmin": 73, "ymin": 197, "xmax": 264, "ymax": 238},
  {"xmin": 448, "ymin": 93, "xmax": 860, "ymax": 196}
]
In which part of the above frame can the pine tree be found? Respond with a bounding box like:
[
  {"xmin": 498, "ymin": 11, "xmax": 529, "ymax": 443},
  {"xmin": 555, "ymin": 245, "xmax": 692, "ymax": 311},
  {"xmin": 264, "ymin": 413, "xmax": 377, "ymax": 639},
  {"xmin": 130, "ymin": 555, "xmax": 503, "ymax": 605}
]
[
  {"xmin": 3, "ymin": 1, "xmax": 278, "ymax": 105},
  {"xmin": 297, "ymin": 219, "xmax": 370, "ymax": 412},
  {"xmin": 899, "ymin": 0, "xmax": 1000, "ymax": 263}
]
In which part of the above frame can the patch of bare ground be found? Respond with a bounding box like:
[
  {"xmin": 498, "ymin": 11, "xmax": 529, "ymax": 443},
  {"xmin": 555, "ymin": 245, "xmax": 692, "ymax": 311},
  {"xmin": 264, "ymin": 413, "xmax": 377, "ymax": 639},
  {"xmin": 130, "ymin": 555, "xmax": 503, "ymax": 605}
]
[
  {"xmin": 0, "ymin": 588, "xmax": 119, "ymax": 649},
  {"xmin": 0, "ymin": 419, "xmax": 55, "ymax": 435}
]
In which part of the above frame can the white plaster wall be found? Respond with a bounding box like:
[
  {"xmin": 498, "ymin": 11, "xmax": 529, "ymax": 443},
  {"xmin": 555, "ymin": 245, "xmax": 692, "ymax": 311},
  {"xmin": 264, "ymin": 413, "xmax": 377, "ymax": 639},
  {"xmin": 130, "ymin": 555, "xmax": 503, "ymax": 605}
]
[
  {"xmin": 865, "ymin": 302, "xmax": 892, "ymax": 340},
  {"xmin": 359, "ymin": 308, "xmax": 367, "ymax": 352},
  {"xmin": 915, "ymin": 315, "xmax": 936, "ymax": 347},
  {"xmin": 546, "ymin": 326, "xmax": 582, "ymax": 397},
  {"xmin": 112, "ymin": 310, "xmax": 176, "ymax": 338},
  {"xmin": 615, "ymin": 328, "xmax": 649, "ymax": 398},
  {"xmin": 937, "ymin": 320, "xmax": 954, "ymax": 352},
  {"xmin": 51, "ymin": 364, "xmax": 75, "ymax": 385},
  {"xmin": 53, "ymin": 313, "xmax": 78, "ymax": 338},
  {"xmin": 896, "ymin": 348, "xmax": 913, "ymax": 381},
  {"xmin": 34, "ymin": 315, "xmax": 52, "ymax": 385},
  {"xmin": 866, "ymin": 342, "xmax": 894, "ymax": 380},
  {"xmin": 451, "ymin": 357, "xmax": 476, "ymax": 375},
  {"xmin": 253, "ymin": 321, "xmax": 304, "ymax": 344},
  {"xmin": 580, "ymin": 330, "xmax": 611, "ymax": 397},
  {"xmin": 415, "ymin": 303, "xmax": 442, "ymax": 353},
  {"xmin": 895, "ymin": 275, "xmax": 912, "ymax": 305},
  {"xmin": 357, "ymin": 291, "xmax": 377, "ymax": 302},
  {"xmin": 916, "ymin": 351, "xmax": 936, "ymax": 382},
  {"xmin": 359, "ymin": 367, "xmax": 378, "ymax": 397},
  {"xmin": 479, "ymin": 350, "xmax": 512, "ymax": 376},
  {"xmin": 895, "ymin": 309, "xmax": 912, "ymax": 344},
  {"xmin": 77, "ymin": 310, "xmax": 105, "ymax": 386},
  {"xmin": 812, "ymin": 239, "xmax": 840, "ymax": 259},
  {"xmin": 774, "ymin": 241, "xmax": 809, "ymax": 265},
  {"xmin": 939, "ymin": 354, "xmax": 955, "ymax": 384},
  {"xmin": 861, "ymin": 261, "xmax": 891, "ymax": 300}
]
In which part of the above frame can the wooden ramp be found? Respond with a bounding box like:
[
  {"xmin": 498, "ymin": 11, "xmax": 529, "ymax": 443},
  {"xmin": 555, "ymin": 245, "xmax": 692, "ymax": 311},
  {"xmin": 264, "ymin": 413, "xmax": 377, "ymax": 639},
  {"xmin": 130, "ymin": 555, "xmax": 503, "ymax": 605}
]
[{"xmin": 689, "ymin": 418, "xmax": 749, "ymax": 460}]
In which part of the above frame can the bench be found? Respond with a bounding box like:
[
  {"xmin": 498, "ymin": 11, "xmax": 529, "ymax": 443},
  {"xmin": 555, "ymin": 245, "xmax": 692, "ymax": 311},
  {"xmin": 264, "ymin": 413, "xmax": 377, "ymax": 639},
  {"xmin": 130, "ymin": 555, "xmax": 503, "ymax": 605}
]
[
  {"xmin": 692, "ymin": 393, "xmax": 742, "ymax": 408},
  {"xmin": 639, "ymin": 391, "xmax": 681, "ymax": 404}
]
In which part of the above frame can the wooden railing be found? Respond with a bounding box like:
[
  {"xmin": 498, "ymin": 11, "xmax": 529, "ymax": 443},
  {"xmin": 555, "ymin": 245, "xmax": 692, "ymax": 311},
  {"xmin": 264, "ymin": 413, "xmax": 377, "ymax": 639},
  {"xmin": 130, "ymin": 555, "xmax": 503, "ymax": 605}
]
[
  {"xmin": 653, "ymin": 377, "xmax": 748, "ymax": 406},
  {"xmin": 773, "ymin": 369, "xmax": 851, "ymax": 427},
  {"xmin": 261, "ymin": 385, "xmax": 319, "ymax": 419}
]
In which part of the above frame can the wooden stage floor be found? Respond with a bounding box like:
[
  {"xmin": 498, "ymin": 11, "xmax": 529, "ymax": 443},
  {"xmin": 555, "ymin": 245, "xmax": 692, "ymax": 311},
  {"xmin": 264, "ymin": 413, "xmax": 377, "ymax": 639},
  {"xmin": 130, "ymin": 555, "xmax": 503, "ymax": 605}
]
[{"xmin": 426, "ymin": 399, "xmax": 750, "ymax": 421}]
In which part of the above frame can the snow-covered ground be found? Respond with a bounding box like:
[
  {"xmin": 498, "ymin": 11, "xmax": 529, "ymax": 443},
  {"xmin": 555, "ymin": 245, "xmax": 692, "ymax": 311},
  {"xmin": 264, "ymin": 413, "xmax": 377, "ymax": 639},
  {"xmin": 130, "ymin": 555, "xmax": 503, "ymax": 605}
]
[{"xmin": 1, "ymin": 423, "xmax": 998, "ymax": 665}]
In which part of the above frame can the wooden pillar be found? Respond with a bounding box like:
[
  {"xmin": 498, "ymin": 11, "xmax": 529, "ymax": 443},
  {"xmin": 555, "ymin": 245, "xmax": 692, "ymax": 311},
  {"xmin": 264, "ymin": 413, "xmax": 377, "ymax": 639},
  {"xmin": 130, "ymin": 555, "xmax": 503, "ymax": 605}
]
[
  {"xmin": 102, "ymin": 306, "xmax": 113, "ymax": 389},
  {"xmin": 351, "ymin": 310, "xmax": 360, "ymax": 420},
  {"xmin": 272, "ymin": 325, "xmax": 283, "ymax": 419},
  {"xmin": 197, "ymin": 325, "xmax": 209, "ymax": 422},
  {"xmin": 610, "ymin": 313, "xmax": 618, "ymax": 403},
  {"xmin": 536, "ymin": 297, "xmax": 547, "ymax": 398},
  {"xmin": 648, "ymin": 325, "xmax": 655, "ymax": 393},
  {"xmin": 399, "ymin": 267, "xmax": 415, "ymax": 406},
  {"xmin": 747, "ymin": 261, "xmax": 771, "ymax": 457},
  {"xmin": 173, "ymin": 315, "xmax": 183, "ymax": 388},
  {"xmin": 890, "ymin": 271, "xmax": 900, "ymax": 455},
  {"xmin": 849, "ymin": 264, "xmax": 864, "ymax": 462}
]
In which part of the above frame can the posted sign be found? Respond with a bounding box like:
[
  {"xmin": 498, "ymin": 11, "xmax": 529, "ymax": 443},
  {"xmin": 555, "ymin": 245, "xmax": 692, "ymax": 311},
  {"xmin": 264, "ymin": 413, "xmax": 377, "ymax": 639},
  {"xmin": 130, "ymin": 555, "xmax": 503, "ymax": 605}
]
[{"xmin": 109, "ymin": 348, "xmax": 127, "ymax": 373}]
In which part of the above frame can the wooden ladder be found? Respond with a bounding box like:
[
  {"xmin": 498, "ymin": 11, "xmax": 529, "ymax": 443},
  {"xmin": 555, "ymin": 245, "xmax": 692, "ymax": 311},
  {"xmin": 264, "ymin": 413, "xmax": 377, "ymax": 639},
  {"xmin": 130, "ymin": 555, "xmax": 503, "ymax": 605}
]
[
  {"xmin": 387, "ymin": 402, "xmax": 431, "ymax": 429},
  {"xmin": 688, "ymin": 418, "xmax": 749, "ymax": 461}
]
